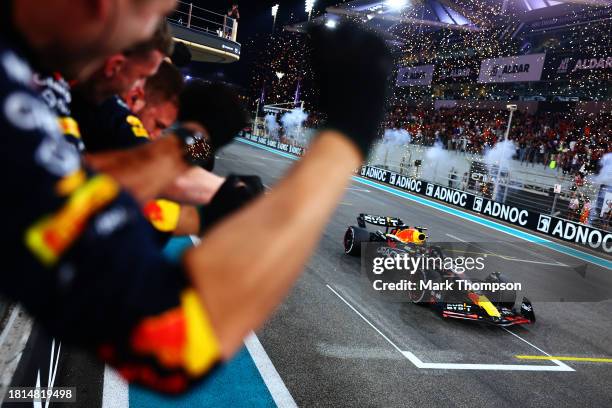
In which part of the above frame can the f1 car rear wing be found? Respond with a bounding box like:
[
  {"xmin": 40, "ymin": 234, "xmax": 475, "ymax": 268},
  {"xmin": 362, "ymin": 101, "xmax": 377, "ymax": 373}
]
[{"xmin": 357, "ymin": 214, "xmax": 405, "ymax": 228}]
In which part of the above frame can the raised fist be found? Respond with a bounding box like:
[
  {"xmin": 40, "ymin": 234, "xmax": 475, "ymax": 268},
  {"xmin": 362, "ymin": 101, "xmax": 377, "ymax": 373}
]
[{"xmin": 308, "ymin": 22, "xmax": 392, "ymax": 157}]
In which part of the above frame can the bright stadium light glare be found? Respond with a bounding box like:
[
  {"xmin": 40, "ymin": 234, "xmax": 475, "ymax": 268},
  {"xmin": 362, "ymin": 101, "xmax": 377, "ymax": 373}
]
[
  {"xmin": 386, "ymin": 0, "xmax": 408, "ymax": 10},
  {"xmin": 306, "ymin": 0, "xmax": 316, "ymax": 20},
  {"xmin": 271, "ymin": 4, "xmax": 279, "ymax": 17},
  {"xmin": 325, "ymin": 19, "xmax": 337, "ymax": 29},
  {"xmin": 275, "ymin": 71, "xmax": 285, "ymax": 80},
  {"xmin": 305, "ymin": 0, "xmax": 316, "ymax": 13}
]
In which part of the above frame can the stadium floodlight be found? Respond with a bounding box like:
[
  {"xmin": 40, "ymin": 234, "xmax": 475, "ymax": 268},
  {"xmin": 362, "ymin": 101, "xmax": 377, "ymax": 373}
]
[
  {"xmin": 275, "ymin": 71, "xmax": 285, "ymax": 80},
  {"xmin": 306, "ymin": 0, "xmax": 316, "ymax": 20},
  {"xmin": 386, "ymin": 0, "xmax": 408, "ymax": 11},
  {"xmin": 325, "ymin": 19, "xmax": 337, "ymax": 29},
  {"xmin": 493, "ymin": 104, "xmax": 517, "ymax": 201},
  {"xmin": 272, "ymin": 4, "xmax": 279, "ymax": 31}
]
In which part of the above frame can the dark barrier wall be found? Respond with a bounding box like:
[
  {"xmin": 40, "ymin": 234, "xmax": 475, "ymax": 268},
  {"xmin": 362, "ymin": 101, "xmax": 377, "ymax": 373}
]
[
  {"xmin": 243, "ymin": 134, "xmax": 305, "ymax": 156},
  {"xmin": 241, "ymin": 134, "xmax": 612, "ymax": 254}
]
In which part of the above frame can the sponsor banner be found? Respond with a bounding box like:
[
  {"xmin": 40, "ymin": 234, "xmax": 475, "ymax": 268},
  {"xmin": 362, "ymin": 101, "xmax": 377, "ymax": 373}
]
[
  {"xmin": 545, "ymin": 53, "xmax": 612, "ymax": 80},
  {"xmin": 478, "ymin": 54, "xmax": 546, "ymax": 83},
  {"xmin": 243, "ymin": 133, "xmax": 305, "ymax": 156},
  {"xmin": 238, "ymin": 134, "xmax": 612, "ymax": 254},
  {"xmin": 434, "ymin": 59, "xmax": 480, "ymax": 84},
  {"xmin": 396, "ymin": 65, "xmax": 435, "ymax": 87},
  {"xmin": 523, "ymin": 7, "xmax": 611, "ymax": 32},
  {"xmin": 359, "ymin": 165, "xmax": 612, "ymax": 254}
]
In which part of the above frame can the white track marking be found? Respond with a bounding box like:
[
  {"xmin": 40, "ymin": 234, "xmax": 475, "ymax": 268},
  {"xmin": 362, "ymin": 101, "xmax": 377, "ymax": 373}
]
[
  {"xmin": 401, "ymin": 351, "xmax": 572, "ymax": 371},
  {"xmin": 244, "ymin": 333, "xmax": 298, "ymax": 408},
  {"xmin": 34, "ymin": 339, "xmax": 62, "ymax": 408},
  {"xmin": 326, "ymin": 284, "xmax": 574, "ymax": 372},
  {"xmin": 501, "ymin": 327, "xmax": 551, "ymax": 356},
  {"xmin": 102, "ymin": 366, "xmax": 129, "ymax": 408},
  {"xmin": 326, "ymin": 285, "xmax": 404, "ymax": 354},
  {"xmin": 101, "ymin": 237, "xmax": 203, "ymax": 408},
  {"xmin": 345, "ymin": 187, "xmax": 371, "ymax": 193},
  {"xmin": 501, "ymin": 327, "xmax": 574, "ymax": 371},
  {"xmin": 0, "ymin": 306, "xmax": 20, "ymax": 347},
  {"xmin": 45, "ymin": 339, "xmax": 61, "ymax": 408},
  {"xmin": 445, "ymin": 234, "xmax": 567, "ymax": 266},
  {"xmin": 445, "ymin": 233, "xmax": 467, "ymax": 242},
  {"xmin": 222, "ymin": 153, "xmax": 289, "ymax": 163},
  {"xmin": 496, "ymin": 255, "xmax": 567, "ymax": 267}
]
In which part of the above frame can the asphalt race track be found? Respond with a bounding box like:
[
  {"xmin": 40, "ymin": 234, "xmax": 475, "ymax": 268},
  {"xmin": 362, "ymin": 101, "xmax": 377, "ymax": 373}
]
[
  {"xmin": 213, "ymin": 140, "xmax": 612, "ymax": 408},
  {"xmin": 4, "ymin": 140, "xmax": 611, "ymax": 408}
]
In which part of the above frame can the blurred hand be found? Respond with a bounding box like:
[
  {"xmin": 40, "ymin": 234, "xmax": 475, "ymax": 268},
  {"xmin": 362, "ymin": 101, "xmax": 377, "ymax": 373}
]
[
  {"xmin": 179, "ymin": 81, "xmax": 248, "ymax": 151},
  {"xmin": 199, "ymin": 174, "xmax": 264, "ymax": 232}
]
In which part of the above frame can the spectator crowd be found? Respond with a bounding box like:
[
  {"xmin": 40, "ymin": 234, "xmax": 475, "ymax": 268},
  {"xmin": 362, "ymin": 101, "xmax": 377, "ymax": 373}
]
[{"xmin": 384, "ymin": 106, "xmax": 611, "ymax": 176}]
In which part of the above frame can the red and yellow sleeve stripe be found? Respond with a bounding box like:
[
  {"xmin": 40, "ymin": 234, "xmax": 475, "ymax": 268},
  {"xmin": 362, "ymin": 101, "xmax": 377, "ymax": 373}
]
[
  {"xmin": 25, "ymin": 174, "xmax": 120, "ymax": 266},
  {"xmin": 143, "ymin": 199, "xmax": 182, "ymax": 233},
  {"xmin": 130, "ymin": 288, "xmax": 220, "ymax": 378}
]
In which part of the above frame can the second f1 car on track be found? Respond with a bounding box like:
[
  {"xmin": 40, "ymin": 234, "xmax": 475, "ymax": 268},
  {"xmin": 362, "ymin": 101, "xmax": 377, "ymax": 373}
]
[{"xmin": 343, "ymin": 213, "xmax": 535, "ymax": 327}]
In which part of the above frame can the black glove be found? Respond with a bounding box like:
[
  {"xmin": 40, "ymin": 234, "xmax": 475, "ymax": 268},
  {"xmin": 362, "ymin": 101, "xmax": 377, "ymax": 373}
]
[
  {"xmin": 308, "ymin": 22, "xmax": 392, "ymax": 157},
  {"xmin": 179, "ymin": 81, "xmax": 248, "ymax": 151},
  {"xmin": 198, "ymin": 174, "xmax": 264, "ymax": 232}
]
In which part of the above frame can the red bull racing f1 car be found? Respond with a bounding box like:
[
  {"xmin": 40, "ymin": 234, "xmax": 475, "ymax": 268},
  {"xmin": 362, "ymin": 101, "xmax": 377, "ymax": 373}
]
[{"xmin": 343, "ymin": 213, "xmax": 535, "ymax": 327}]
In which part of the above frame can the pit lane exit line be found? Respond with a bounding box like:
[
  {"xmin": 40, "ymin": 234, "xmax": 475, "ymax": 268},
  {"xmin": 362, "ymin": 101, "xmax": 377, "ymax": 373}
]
[
  {"xmin": 326, "ymin": 284, "xmax": 574, "ymax": 372},
  {"xmin": 237, "ymin": 138, "xmax": 610, "ymax": 270}
]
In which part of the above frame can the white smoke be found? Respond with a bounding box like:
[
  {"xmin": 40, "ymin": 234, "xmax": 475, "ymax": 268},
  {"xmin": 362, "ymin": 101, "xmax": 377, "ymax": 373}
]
[
  {"xmin": 280, "ymin": 108, "xmax": 308, "ymax": 142},
  {"xmin": 483, "ymin": 139, "xmax": 516, "ymax": 168},
  {"xmin": 419, "ymin": 141, "xmax": 452, "ymax": 183},
  {"xmin": 383, "ymin": 129, "xmax": 412, "ymax": 146},
  {"xmin": 592, "ymin": 153, "xmax": 612, "ymax": 186},
  {"xmin": 264, "ymin": 114, "xmax": 280, "ymax": 139},
  {"xmin": 425, "ymin": 140, "xmax": 449, "ymax": 161}
]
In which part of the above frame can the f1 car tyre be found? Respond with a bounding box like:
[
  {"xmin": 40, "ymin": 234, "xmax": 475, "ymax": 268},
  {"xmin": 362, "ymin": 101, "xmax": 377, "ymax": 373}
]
[
  {"xmin": 344, "ymin": 226, "xmax": 370, "ymax": 256},
  {"xmin": 408, "ymin": 267, "xmax": 441, "ymax": 305}
]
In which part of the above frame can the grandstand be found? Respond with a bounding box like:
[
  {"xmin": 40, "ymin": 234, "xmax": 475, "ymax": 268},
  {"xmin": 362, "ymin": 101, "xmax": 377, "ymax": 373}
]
[{"xmin": 279, "ymin": 0, "xmax": 611, "ymax": 229}]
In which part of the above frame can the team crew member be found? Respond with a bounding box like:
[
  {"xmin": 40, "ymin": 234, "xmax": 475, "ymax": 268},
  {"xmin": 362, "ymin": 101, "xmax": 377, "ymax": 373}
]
[
  {"xmin": 123, "ymin": 60, "xmax": 184, "ymax": 140},
  {"xmin": 71, "ymin": 20, "xmax": 173, "ymax": 152},
  {"xmin": 1, "ymin": 0, "xmax": 391, "ymax": 394},
  {"xmin": 82, "ymin": 58, "xmax": 263, "ymax": 239},
  {"xmin": 34, "ymin": 73, "xmax": 85, "ymax": 152},
  {"xmin": 122, "ymin": 62, "xmax": 236, "ymax": 237},
  {"xmin": 69, "ymin": 27, "xmax": 247, "ymax": 237}
]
